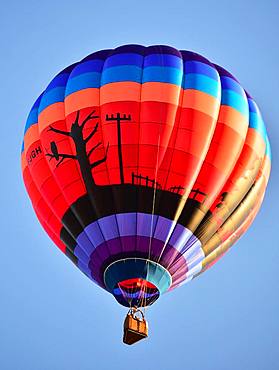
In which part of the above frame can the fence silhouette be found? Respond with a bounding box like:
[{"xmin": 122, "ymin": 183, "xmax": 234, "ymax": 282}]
[
  {"xmin": 131, "ymin": 173, "xmax": 162, "ymax": 189},
  {"xmin": 130, "ymin": 174, "xmax": 207, "ymax": 203},
  {"xmin": 189, "ymin": 188, "xmax": 207, "ymax": 203},
  {"xmin": 168, "ymin": 185, "xmax": 184, "ymax": 195}
]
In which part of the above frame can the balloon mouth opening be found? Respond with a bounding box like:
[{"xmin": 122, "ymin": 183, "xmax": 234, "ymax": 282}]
[
  {"xmin": 103, "ymin": 258, "xmax": 172, "ymax": 307},
  {"xmin": 114, "ymin": 278, "xmax": 160, "ymax": 307}
]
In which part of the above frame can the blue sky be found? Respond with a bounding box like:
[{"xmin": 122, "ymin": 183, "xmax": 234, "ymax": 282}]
[{"xmin": 1, "ymin": 0, "xmax": 279, "ymax": 369}]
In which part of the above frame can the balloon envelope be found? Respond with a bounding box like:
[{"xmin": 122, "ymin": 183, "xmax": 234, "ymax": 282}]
[{"xmin": 21, "ymin": 45, "xmax": 271, "ymax": 307}]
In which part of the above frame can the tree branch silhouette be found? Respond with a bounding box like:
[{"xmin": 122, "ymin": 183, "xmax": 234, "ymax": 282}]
[
  {"xmin": 45, "ymin": 141, "xmax": 76, "ymax": 167},
  {"xmin": 80, "ymin": 110, "xmax": 99, "ymax": 129},
  {"xmin": 48, "ymin": 126, "xmax": 71, "ymax": 136},
  {"xmin": 87, "ymin": 142, "xmax": 102, "ymax": 159},
  {"xmin": 85, "ymin": 122, "xmax": 99, "ymax": 143},
  {"xmin": 45, "ymin": 110, "xmax": 110, "ymax": 198},
  {"xmin": 90, "ymin": 143, "xmax": 109, "ymax": 169}
]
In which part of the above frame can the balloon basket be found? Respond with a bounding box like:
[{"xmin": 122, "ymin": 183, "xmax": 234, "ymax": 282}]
[{"xmin": 123, "ymin": 308, "xmax": 148, "ymax": 345}]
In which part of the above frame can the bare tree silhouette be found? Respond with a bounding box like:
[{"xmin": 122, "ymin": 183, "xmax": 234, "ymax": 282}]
[{"xmin": 46, "ymin": 110, "xmax": 109, "ymax": 200}]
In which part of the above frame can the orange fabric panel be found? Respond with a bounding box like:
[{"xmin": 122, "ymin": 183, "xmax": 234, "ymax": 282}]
[
  {"xmin": 38, "ymin": 102, "xmax": 65, "ymax": 133},
  {"xmin": 182, "ymin": 90, "xmax": 220, "ymax": 117},
  {"xmin": 65, "ymin": 88, "xmax": 100, "ymax": 115},
  {"xmin": 218, "ymin": 105, "xmax": 249, "ymax": 137},
  {"xmin": 141, "ymin": 82, "xmax": 181, "ymax": 105},
  {"xmin": 24, "ymin": 124, "xmax": 40, "ymax": 152},
  {"xmin": 100, "ymin": 82, "xmax": 141, "ymax": 104}
]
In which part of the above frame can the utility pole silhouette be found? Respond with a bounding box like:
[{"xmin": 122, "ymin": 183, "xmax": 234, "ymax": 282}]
[
  {"xmin": 46, "ymin": 110, "xmax": 109, "ymax": 201},
  {"xmin": 105, "ymin": 113, "xmax": 131, "ymax": 184}
]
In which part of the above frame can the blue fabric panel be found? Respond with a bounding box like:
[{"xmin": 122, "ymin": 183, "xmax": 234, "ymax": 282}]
[
  {"xmin": 101, "ymin": 65, "xmax": 143, "ymax": 85},
  {"xmin": 25, "ymin": 109, "xmax": 38, "ymax": 132},
  {"xmin": 65, "ymin": 72, "xmax": 101, "ymax": 96},
  {"xmin": 249, "ymin": 112, "xmax": 267, "ymax": 138},
  {"xmin": 184, "ymin": 73, "xmax": 220, "ymax": 97},
  {"xmin": 144, "ymin": 53, "xmax": 182, "ymax": 69},
  {"xmin": 104, "ymin": 53, "xmax": 144, "ymax": 68},
  {"xmin": 24, "ymin": 94, "xmax": 43, "ymax": 135},
  {"xmin": 38, "ymin": 86, "xmax": 65, "ymax": 114},
  {"xmin": 265, "ymin": 136, "xmax": 271, "ymax": 159},
  {"xmin": 47, "ymin": 73, "xmax": 69, "ymax": 89},
  {"xmin": 184, "ymin": 60, "xmax": 219, "ymax": 80},
  {"xmin": 221, "ymin": 89, "xmax": 249, "ymax": 116},
  {"xmin": 69, "ymin": 59, "xmax": 105, "ymax": 78},
  {"xmin": 221, "ymin": 76, "xmax": 246, "ymax": 97},
  {"xmin": 248, "ymin": 97, "xmax": 260, "ymax": 114},
  {"xmin": 142, "ymin": 66, "xmax": 183, "ymax": 85}
]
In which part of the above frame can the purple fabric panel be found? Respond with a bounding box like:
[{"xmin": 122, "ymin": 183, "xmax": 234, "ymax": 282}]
[
  {"xmin": 106, "ymin": 237, "xmax": 123, "ymax": 256},
  {"xmin": 104, "ymin": 53, "xmax": 144, "ymax": 68},
  {"xmin": 76, "ymin": 213, "xmax": 160, "ymax": 262},
  {"xmin": 88, "ymin": 259, "xmax": 104, "ymax": 286},
  {"xmin": 86, "ymin": 236, "xmax": 188, "ymax": 287},
  {"xmin": 137, "ymin": 213, "xmax": 158, "ymax": 237},
  {"xmin": 89, "ymin": 236, "xmax": 146, "ymax": 261},
  {"xmin": 75, "ymin": 232, "xmax": 94, "ymax": 256},
  {"xmin": 150, "ymin": 238, "xmax": 169, "ymax": 262},
  {"xmin": 146, "ymin": 45, "xmax": 181, "ymax": 57},
  {"xmin": 170, "ymin": 258, "xmax": 204, "ymax": 289},
  {"xmin": 74, "ymin": 245, "xmax": 91, "ymax": 265},
  {"xmin": 170, "ymin": 265, "xmax": 189, "ymax": 283},
  {"xmin": 214, "ymin": 64, "xmax": 238, "ymax": 82},
  {"xmin": 180, "ymin": 234, "xmax": 201, "ymax": 255},
  {"xmin": 186, "ymin": 253, "xmax": 204, "ymax": 271},
  {"xmin": 180, "ymin": 50, "xmax": 212, "ymax": 66},
  {"xmin": 168, "ymin": 239, "xmax": 203, "ymax": 278},
  {"xmin": 120, "ymin": 235, "xmax": 137, "ymax": 253},
  {"xmin": 83, "ymin": 222, "xmax": 105, "ymax": 250},
  {"xmin": 98, "ymin": 215, "xmax": 119, "ymax": 240},
  {"xmin": 76, "ymin": 213, "xmax": 195, "ymax": 257},
  {"xmin": 159, "ymin": 244, "xmax": 180, "ymax": 266},
  {"xmin": 112, "ymin": 44, "xmax": 146, "ymax": 55},
  {"xmin": 116, "ymin": 213, "xmax": 137, "ymax": 236},
  {"xmin": 144, "ymin": 53, "xmax": 182, "ymax": 68},
  {"xmin": 160, "ymin": 234, "xmax": 203, "ymax": 283},
  {"xmin": 111, "ymin": 44, "xmax": 180, "ymax": 57},
  {"xmin": 85, "ymin": 224, "xmax": 112, "ymax": 264},
  {"xmin": 169, "ymin": 223, "xmax": 192, "ymax": 246},
  {"xmin": 152, "ymin": 217, "xmax": 194, "ymax": 275},
  {"xmin": 82, "ymin": 49, "xmax": 112, "ymax": 62},
  {"xmin": 73, "ymin": 213, "xmax": 204, "ymax": 289},
  {"xmin": 74, "ymin": 233, "xmax": 94, "ymax": 256},
  {"xmin": 77, "ymin": 260, "xmax": 92, "ymax": 278},
  {"xmin": 169, "ymin": 225, "xmax": 194, "ymax": 253},
  {"xmin": 183, "ymin": 239, "xmax": 202, "ymax": 260},
  {"xmin": 169, "ymin": 240, "xmax": 201, "ymax": 272},
  {"xmin": 153, "ymin": 216, "xmax": 175, "ymax": 242},
  {"xmin": 170, "ymin": 256, "xmax": 191, "ymax": 276}
]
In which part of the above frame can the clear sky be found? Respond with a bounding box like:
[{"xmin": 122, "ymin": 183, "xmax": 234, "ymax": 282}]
[{"xmin": 1, "ymin": 0, "xmax": 278, "ymax": 369}]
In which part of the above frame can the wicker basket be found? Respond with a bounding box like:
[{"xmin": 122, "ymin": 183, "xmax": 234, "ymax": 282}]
[{"xmin": 123, "ymin": 308, "xmax": 148, "ymax": 345}]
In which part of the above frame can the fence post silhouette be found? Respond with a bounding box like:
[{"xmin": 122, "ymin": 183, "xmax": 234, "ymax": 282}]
[
  {"xmin": 189, "ymin": 188, "xmax": 207, "ymax": 203},
  {"xmin": 131, "ymin": 172, "xmax": 161, "ymax": 190},
  {"xmin": 168, "ymin": 185, "xmax": 184, "ymax": 195}
]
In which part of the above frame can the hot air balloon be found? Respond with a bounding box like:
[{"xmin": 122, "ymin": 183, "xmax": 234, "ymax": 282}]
[{"xmin": 21, "ymin": 44, "xmax": 271, "ymax": 345}]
